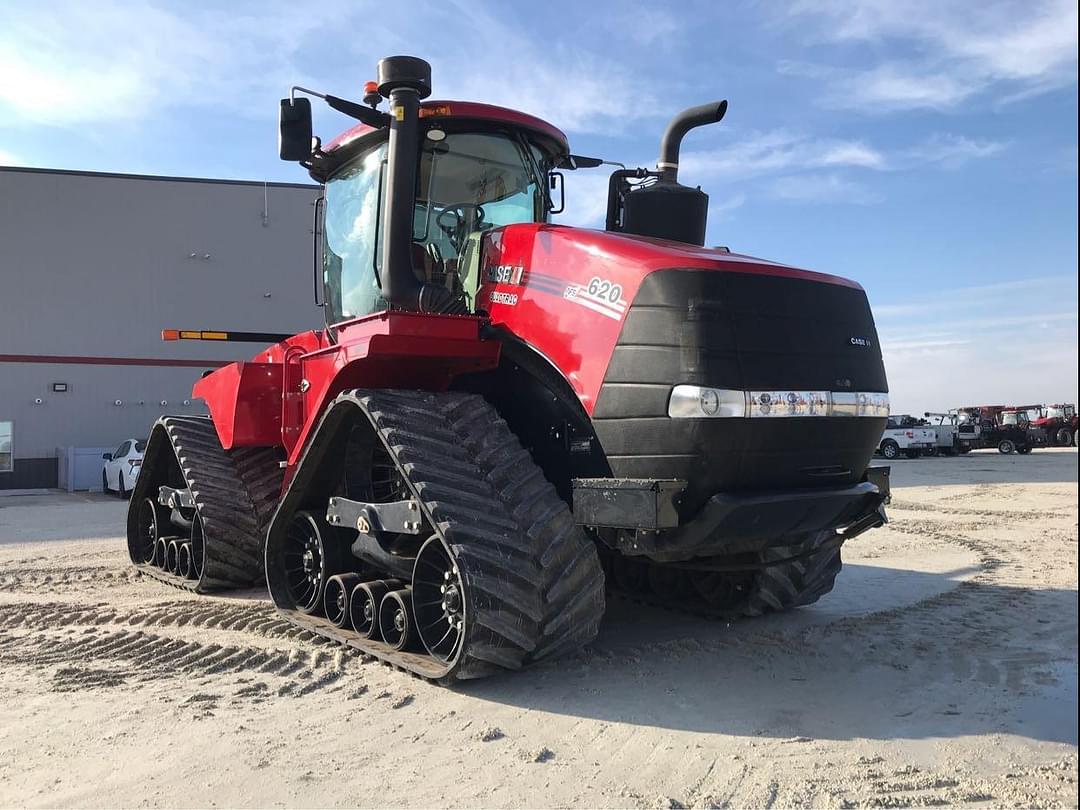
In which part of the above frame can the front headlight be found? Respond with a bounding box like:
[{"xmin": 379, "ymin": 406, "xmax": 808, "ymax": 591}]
[
  {"xmin": 668, "ymin": 385, "xmax": 889, "ymax": 418},
  {"xmin": 667, "ymin": 386, "xmax": 746, "ymax": 418}
]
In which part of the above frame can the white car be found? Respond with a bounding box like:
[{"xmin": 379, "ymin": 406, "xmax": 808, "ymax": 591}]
[{"xmin": 102, "ymin": 439, "xmax": 145, "ymax": 496}]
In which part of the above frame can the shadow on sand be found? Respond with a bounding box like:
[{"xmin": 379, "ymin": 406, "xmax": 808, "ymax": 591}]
[{"xmin": 459, "ymin": 561, "xmax": 1078, "ymax": 747}]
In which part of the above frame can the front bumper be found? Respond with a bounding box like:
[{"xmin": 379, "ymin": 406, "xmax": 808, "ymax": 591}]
[{"xmin": 574, "ymin": 466, "xmax": 890, "ymax": 563}]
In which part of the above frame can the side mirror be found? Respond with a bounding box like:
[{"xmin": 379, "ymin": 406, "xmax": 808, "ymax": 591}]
[
  {"xmin": 549, "ymin": 172, "xmax": 565, "ymax": 215},
  {"xmin": 558, "ymin": 154, "xmax": 604, "ymax": 170},
  {"xmin": 102, "ymin": 453, "xmax": 112, "ymax": 460},
  {"xmin": 279, "ymin": 97, "xmax": 313, "ymax": 161}
]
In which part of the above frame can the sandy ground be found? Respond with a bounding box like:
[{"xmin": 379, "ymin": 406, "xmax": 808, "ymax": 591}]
[{"xmin": 0, "ymin": 449, "xmax": 1076, "ymax": 809}]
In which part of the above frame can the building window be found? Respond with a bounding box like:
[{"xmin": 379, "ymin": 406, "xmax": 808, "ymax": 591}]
[{"xmin": 0, "ymin": 421, "xmax": 12, "ymax": 473}]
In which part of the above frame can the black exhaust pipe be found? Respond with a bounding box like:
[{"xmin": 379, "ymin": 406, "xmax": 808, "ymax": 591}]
[
  {"xmin": 657, "ymin": 100, "xmax": 727, "ymax": 183},
  {"xmin": 376, "ymin": 56, "xmax": 458, "ymax": 314}
]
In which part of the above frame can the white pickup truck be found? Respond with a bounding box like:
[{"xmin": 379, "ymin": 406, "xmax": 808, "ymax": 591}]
[
  {"xmin": 923, "ymin": 412, "xmax": 976, "ymax": 455},
  {"xmin": 877, "ymin": 415, "xmax": 937, "ymax": 460}
]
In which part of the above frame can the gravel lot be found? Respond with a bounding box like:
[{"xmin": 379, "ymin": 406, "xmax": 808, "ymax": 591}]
[{"xmin": 0, "ymin": 449, "xmax": 1076, "ymax": 808}]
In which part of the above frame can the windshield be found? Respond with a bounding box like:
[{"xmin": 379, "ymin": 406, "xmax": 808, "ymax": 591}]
[
  {"xmin": 1045, "ymin": 406, "xmax": 1065, "ymax": 419},
  {"xmin": 1001, "ymin": 412, "xmax": 1030, "ymax": 425},
  {"xmin": 414, "ymin": 131, "xmax": 545, "ymax": 260},
  {"xmin": 322, "ymin": 130, "xmax": 547, "ymax": 324}
]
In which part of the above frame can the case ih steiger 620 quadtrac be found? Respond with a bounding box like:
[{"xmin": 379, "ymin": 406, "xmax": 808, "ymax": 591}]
[{"xmin": 127, "ymin": 56, "xmax": 891, "ymax": 682}]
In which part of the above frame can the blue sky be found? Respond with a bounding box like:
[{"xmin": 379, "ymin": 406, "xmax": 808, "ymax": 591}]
[{"xmin": 2, "ymin": 0, "xmax": 1076, "ymax": 415}]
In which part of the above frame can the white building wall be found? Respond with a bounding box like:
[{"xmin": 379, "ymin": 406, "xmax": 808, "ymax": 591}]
[{"xmin": 0, "ymin": 167, "xmax": 323, "ymax": 487}]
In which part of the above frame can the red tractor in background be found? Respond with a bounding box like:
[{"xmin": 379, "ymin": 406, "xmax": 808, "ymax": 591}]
[
  {"xmin": 127, "ymin": 56, "xmax": 890, "ymax": 682},
  {"xmin": 1031, "ymin": 404, "xmax": 1077, "ymax": 446}
]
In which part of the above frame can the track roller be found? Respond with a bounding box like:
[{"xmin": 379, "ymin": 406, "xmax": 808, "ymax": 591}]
[
  {"xmin": 378, "ymin": 588, "xmax": 416, "ymax": 652},
  {"xmin": 324, "ymin": 573, "xmax": 363, "ymax": 628},
  {"xmin": 177, "ymin": 541, "xmax": 195, "ymax": 580},
  {"xmin": 154, "ymin": 538, "xmax": 169, "ymax": 569},
  {"xmin": 348, "ymin": 579, "xmax": 400, "ymax": 639},
  {"xmin": 165, "ymin": 539, "xmax": 180, "ymax": 575}
]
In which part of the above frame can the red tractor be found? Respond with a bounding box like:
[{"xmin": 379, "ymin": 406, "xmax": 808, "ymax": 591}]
[
  {"xmin": 127, "ymin": 56, "xmax": 890, "ymax": 682},
  {"xmin": 1031, "ymin": 404, "xmax": 1077, "ymax": 447},
  {"xmin": 957, "ymin": 404, "xmax": 1045, "ymax": 454}
]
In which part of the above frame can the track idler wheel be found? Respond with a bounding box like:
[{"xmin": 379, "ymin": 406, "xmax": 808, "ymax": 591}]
[
  {"xmin": 324, "ymin": 573, "xmax": 362, "ymax": 628},
  {"xmin": 412, "ymin": 535, "xmax": 466, "ymax": 664},
  {"xmin": 155, "ymin": 537, "xmax": 169, "ymax": 569},
  {"xmin": 134, "ymin": 498, "xmax": 163, "ymax": 565},
  {"xmin": 187, "ymin": 514, "xmax": 205, "ymax": 580},
  {"xmin": 378, "ymin": 588, "xmax": 416, "ymax": 651},
  {"xmin": 277, "ymin": 511, "xmax": 347, "ymax": 616}
]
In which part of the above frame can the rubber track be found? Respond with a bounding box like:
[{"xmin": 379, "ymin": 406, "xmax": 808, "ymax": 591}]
[
  {"xmin": 604, "ymin": 532, "xmax": 844, "ymax": 622},
  {"xmin": 129, "ymin": 416, "xmax": 282, "ymax": 593},
  {"xmin": 271, "ymin": 389, "xmax": 606, "ymax": 682},
  {"xmin": 743, "ymin": 531, "xmax": 843, "ymax": 617}
]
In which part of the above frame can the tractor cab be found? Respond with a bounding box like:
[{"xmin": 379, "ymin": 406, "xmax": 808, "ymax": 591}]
[
  {"xmin": 280, "ymin": 62, "xmax": 569, "ymax": 328},
  {"xmin": 318, "ymin": 122, "xmax": 557, "ymax": 323}
]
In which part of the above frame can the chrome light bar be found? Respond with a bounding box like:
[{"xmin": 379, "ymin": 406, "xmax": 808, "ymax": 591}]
[{"xmin": 668, "ymin": 385, "xmax": 889, "ymax": 418}]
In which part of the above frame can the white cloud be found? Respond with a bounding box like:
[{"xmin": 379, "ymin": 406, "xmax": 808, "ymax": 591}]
[
  {"xmin": 874, "ymin": 271, "xmax": 1079, "ymax": 413},
  {"xmin": 882, "ymin": 320, "xmax": 1078, "ymax": 415},
  {"xmin": 425, "ymin": 4, "xmax": 660, "ymax": 135},
  {"xmin": 601, "ymin": 3, "xmax": 683, "ymax": 47},
  {"xmin": 681, "ymin": 130, "xmax": 1001, "ymax": 183},
  {"xmin": 680, "ymin": 131, "xmax": 886, "ymax": 178},
  {"xmin": 767, "ymin": 173, "xmax": 882, "ymax": 205},
  {"xmin": 671, "ymin": 127, "xmax": 1005, "ymax": 208},
  {"xmin": 0, "ymin": 0, "xmax": 662, "ymax": 136},
  {"xmin": 900, "ymin": 134, "xmax": 1007, "ymax": 168},
  {"xmin": 0, "ymin": 1, "xmax": 325, "ymax": 127},
  {"xmin": 779, "ymin": 0, "xmax": 1078, "ymax": 111},
  {"xmin": 873, "ymin": 275, "xmax": 1074, "ymax": 319},
  {"xmin": 0, "ymin": 147, "xmax": 22, "ymax": 166},
  {"xmin": 709, "ymin": 194, "xmax": 746, "ymax": 221},
  {"xmin": 817, "ymin": 142, "xmax": 885, "ymax": 169}
]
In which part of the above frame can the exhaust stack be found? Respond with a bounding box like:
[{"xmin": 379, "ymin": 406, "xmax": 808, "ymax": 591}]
[
  {"xmin": 657, "ymin": 101, "xmax": 728, "ymax": 183},
  {"xmin": 611, "ymin": 100, "xmax": 728, "ymax": 246},
  {"xmin": 375, "ymin": 57, "xmax": 458, "ymax": 313}
]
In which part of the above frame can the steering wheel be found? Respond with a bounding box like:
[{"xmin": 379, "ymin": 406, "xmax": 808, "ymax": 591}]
[{"xmin": 436, "ymin": 204, "xmax": 485, "ymax": 248}]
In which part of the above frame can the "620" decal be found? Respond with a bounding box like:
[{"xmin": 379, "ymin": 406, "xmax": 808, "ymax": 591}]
[{"xmin": 563, "ymin": 276, "xmax": 628, "ymax": 320}]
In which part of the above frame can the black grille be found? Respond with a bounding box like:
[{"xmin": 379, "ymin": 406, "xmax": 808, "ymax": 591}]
[{"xmin": 592, "ymin": 268, "xmax": 888, "ymax": 514}]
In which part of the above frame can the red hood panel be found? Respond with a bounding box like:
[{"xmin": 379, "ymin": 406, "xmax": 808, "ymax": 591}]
[{"xmin": 476, "ymin": 223, "xmax": 866, "ymax": 416}]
